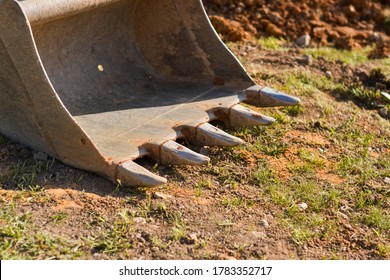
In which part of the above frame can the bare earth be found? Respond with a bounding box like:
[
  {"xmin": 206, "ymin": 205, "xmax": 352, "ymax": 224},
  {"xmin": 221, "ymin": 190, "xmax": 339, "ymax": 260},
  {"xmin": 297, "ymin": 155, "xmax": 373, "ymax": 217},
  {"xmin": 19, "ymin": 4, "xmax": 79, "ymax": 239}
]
[{"xmin": 1, "ymin": 41, "xmax": 389, "ymax": 259}]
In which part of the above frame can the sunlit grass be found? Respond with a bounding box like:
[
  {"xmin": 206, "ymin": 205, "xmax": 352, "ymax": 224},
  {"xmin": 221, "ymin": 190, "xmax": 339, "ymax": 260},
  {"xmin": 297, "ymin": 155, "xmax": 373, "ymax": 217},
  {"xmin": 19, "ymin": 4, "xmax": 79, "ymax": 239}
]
[{"xmin": 303, "ymin": 46, "xmax": 373, "ymax": 65}]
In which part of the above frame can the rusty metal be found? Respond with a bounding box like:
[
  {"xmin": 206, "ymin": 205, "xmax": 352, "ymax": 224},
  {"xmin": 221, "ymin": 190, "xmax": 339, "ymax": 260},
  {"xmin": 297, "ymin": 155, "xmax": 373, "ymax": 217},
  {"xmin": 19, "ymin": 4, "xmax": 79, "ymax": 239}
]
[{"xmin": 0, "ymin": 0, "xmax": 300, "ymax": 187}]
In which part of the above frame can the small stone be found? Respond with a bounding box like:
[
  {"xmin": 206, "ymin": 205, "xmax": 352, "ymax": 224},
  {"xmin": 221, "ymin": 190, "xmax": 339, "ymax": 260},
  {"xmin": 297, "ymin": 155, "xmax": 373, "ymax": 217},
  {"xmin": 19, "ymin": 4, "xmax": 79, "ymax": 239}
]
[
  {"xmin": 137, "ymin": 236, "xmax": 146, "ymax": 243},
  {"xmin": 265, "ymin": 214, "xmax": 274, "ymax": 221},
  {"xmin": 325, "ymin": 71, "xmax": 332, "ymax": 78},
  {"xmin": 301, "ymin": 54, "xmax": 313, "ymax": 65},
  {"xmin": 339, "ymin": 205, "xmax": 350, "ymax": 212},
  {"xmin": 297, "ymin": 202, "xmax": 308, "ymax": 210},
  {"xmin": 259, "ymin": 219, "xmax": 269, "ymax": 227},
  {"xmin": 318, "ymin": 148, "xmax": 325, "ymax": 154},
  {"xmin": 378, "ymin": 108, "xmax": 388, "ymax": 118},
  {"xmin": 296, "ymin": 35, "xmax": 311, "ymax": 47},
  {"xmin": 347, "ymin": 4, "xmax": 356, "ymax": 14},
  {"xmin": 133, "ymin": 217, "xmax": 147, "ymax": 224},
  {"xmin": 34, "ymin": 151, "xmax": 49, "ymax": 161},
  {"xmin": 189, "ymin": 233, "xmax": 198, "ymax": 242},
  {"xmin": 384, "ymin": 177, "xmax": 390, "ymax": 184},
  {"xmin": 152, "ymin": 192, "xmax": 172, "ymax": 200}
]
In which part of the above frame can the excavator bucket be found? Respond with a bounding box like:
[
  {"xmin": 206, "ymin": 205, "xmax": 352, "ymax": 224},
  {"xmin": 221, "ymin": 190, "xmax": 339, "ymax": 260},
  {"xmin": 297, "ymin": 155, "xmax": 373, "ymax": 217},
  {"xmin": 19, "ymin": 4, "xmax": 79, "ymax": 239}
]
[{"xmin": 0, "ymin": 0, "xmax": 300, "ymax": 187}]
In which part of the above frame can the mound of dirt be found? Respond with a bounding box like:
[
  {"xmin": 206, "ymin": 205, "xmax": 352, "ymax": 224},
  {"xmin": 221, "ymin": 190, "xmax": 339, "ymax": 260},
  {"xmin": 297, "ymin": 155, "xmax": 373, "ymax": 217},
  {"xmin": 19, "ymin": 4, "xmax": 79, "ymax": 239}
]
[{"xmin": 204, "ymin": 0, "xmax": 390, "ymax": 57}]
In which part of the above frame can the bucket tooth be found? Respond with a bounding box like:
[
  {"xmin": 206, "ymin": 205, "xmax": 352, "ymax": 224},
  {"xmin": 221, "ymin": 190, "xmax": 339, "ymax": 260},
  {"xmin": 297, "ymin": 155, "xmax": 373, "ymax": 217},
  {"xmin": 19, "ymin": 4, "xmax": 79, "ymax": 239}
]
[
  {"xmin": 230, "ymin": 105, "xmax": 275, "ymax": 127},
  {"xmin": 148, "ymin": 140, "xmax": 210, "ymax": 166},
  {"xmin": 213, "ymin": 104, "xmax": 275, "ymax": 127},
  {"xmin": 243, "ymin": 85, "xmax": 301, "ymax": 107},
  {"xmin": 180, "ymin": 123, "xmax": 245, "ymax": 147},
  {"xmin": 116, "ymin": 161, "xmax": 167, "ymax": 187}
]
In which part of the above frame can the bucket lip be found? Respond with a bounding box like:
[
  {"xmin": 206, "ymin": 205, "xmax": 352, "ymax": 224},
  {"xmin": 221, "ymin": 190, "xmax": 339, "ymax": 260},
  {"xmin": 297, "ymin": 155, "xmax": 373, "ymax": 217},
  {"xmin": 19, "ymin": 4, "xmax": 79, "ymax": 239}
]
[{"xmin": 18, "ymin": 0, "xmax": 123, "ymax": 26}]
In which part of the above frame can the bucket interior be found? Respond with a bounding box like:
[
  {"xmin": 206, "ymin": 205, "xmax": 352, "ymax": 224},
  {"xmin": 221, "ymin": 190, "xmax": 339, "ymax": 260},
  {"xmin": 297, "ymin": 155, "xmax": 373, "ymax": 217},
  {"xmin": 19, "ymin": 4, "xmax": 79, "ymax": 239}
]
[{"xmin": 29, "ymin": 0, "xmax": 252, "ymax": 159}]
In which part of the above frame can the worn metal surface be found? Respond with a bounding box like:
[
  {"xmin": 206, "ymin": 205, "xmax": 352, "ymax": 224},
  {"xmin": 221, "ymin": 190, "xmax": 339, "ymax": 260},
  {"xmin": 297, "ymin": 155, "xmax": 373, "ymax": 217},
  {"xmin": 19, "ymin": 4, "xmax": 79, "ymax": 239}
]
[{"xmin": 0, "ymin": 0, "xmax": 300, "ymax": 187}]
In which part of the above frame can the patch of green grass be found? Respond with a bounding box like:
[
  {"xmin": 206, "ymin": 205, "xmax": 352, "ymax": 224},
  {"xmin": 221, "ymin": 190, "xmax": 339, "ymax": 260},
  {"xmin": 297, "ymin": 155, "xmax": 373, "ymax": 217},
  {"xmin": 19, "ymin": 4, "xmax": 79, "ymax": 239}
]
[
  {"xmin": 376, "ymin": 58, "xmax": 390, "ymax": 77},
  {"xmin": 221, "ymin": 196, "xmax": 244, "ymax": 209},
  {"xmin": 137, "ymin": 193, "xmax": 152, "ymax": 218},
  {"xmin": 298, "ymin": 149, "xmax": 326, "ymax": 168},
  {"xmin": 155, "ymin": 202, "xmax": 168, "ymax": 216},
  {"xmin": 0, "ymin": 159, "xmax": 54, "ymax": 188},
  {"xmin": 50, "ymin": 212, "xmax": 69, "ymax": 225},
  {"xmin": 378, "ymin": 243, "xmax": 389, "ymax": 258},
  {"xmin": 278, "ymin": 70, "xmax": 344, "ymax": 97},
  {"xmin": 261, "ymin": 142, "xmax": 287, "ymax": 157},
  {"xmin": 151, "ymin": 235, "xmax": 171, "ymax": 250},
  {"xmin": 171, "ymin": 226, "xmax": 186, "ymax": 242},
  {"xmin": 19, "ymin": 232, "xmax": 83, "ymax": 260},
  {"xmin": 282, "ymin": 212, "xmax": 335, "ymax": 245},
  {"xmin": 337, "ymin": 154, "xmax": 377, "ymax": 183},
  {"xmin": 0, "ymin": 201, "xmax": 83, "ymax": 259},
  {"xmin": 377, "ymin": 154, "xmax": 390, "ymax": 177},
  {"xmin": 355, "ymin": 190, "xmax": 382, "ymax": 209},
  {"xmin": 264, "ymin": 184, "xmax": 293, "ymax": 207},
  {"xmin": 259, "ymin": 176, "xmax": 344, "ymax": 245},
  {"xmin": 89, "ymin": 211, "xmax": 134, "ymax": 254},
  {"xmin": 0, "ymin": 203, "xmax": 31, "ymax": 250},
  {"xmin": 268, "ymin": 53, "xmax": 387, "ymax": 109},
  {"xmin": 9, "ymin": 186, "xmax": 52, "ymax": 205},
  {"xmin": 287, "ymin": 162, "xmax": 315, "ymax": 174},
  {"xmin": 291, "ymin": 180, "xmax": 341, "ymax": 212},
  {"xmin": 282, "ymin": 105, "xmax": 304, "ymax": 117},
  {"xmin": 205, "ymin": 162, "xmax": 245, "ymax": 186},
  {"xmin": 251, "ymin": 160, "xmax": 279, "ymax": 186},
  {"xmin": 361, "ymin": 207, "xmax": 390, "ymax": 231},
  {"xmin": 265, "ymin": 180, "xmax": 326, "ymax": 210},
  {"xmin": 86, "ymin": 211, "xmax": 108, "ymax": 228},
  {"xmin": 303, "ymin": 46, "xmax": 372, "ymax": 65},
  {"xmin": 327, "ymin": 114, "xmax": 388, "ymax": 184},
  {"xmin": 248, "ymin": 127, "xmax": 289, "ymax": 157},
  {"xmin": 194, "ymin": 179, "xmax": 212, "ymax": 196},
  {"xmin": 194, "ymin": 239, "xmax": 207, "ymax": 249},
  {"xmin": 167, "ymin": 211, "xmax": 184, "ymax": 228},
  {"xmin": 258, "ymin": 36, "xmax": 286, "ymax": 50},
  {"xmin": 166, "ymin": 211, "xmax": 187, "ymax": 242},
  {"xmin": 345, "ymin": 87, "xmax": 382, "ymax": 108},
  {"xmin": 329, "ymin": 113, "xmax": 379, "ymax": 147}
]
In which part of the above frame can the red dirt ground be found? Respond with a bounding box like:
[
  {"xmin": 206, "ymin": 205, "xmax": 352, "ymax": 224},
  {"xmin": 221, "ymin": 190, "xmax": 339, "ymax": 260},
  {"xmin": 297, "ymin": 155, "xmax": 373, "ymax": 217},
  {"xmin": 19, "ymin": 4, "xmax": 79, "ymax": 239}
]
[{"xmin": 204, "ymin": 0, "xmax": 390, "ymax": 57}]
